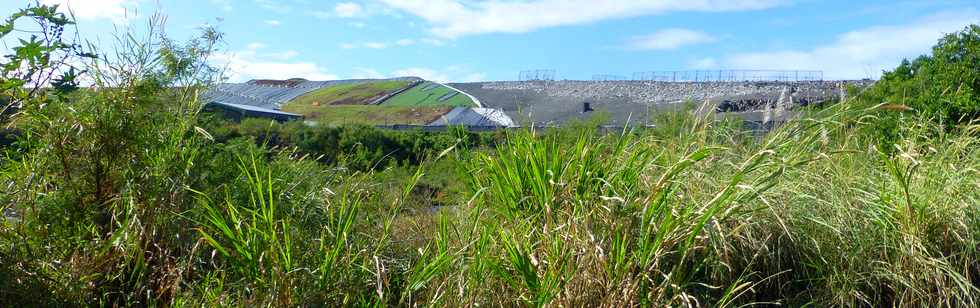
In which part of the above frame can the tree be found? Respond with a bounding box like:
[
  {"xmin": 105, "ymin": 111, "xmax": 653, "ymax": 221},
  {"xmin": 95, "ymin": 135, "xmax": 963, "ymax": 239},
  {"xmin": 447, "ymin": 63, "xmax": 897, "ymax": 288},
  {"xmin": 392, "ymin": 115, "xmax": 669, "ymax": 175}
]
[{"xmin": 874, "ymin": 24, "xmax": 980, "ymax": 124}]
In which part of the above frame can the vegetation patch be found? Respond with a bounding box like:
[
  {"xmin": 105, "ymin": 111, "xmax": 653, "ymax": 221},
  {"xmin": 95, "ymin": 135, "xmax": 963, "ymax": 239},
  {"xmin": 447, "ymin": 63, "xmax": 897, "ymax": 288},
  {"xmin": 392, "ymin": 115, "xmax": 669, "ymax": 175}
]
[
  {"xmin": 287, "ymin": 79, "xmax": 415, "ymax": 106},
  {"xmin": 382, "ymin": 81, "xmax": 475, "ymax": 107},
  {"xmin": 280, "ymin": 104, "xmax": 453, "ymax": 125},
  {"xmin": 867, "ymin": 24, "xmax": 980, "ymax": 125}
]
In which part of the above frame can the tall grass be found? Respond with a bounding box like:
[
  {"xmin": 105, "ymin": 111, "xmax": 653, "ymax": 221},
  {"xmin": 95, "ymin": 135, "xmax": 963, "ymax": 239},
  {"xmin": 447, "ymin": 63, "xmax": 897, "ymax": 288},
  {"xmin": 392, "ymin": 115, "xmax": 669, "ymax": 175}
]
[
  {"xmin": 1, "ymin": 5, "xmax": 978, "ymax": 306},
  {"xmin": 363, "ymin": 100, "xmax": 978, "ymax": 306},
  {"xmin": 193, "ymin": 153, "xmax": 296, "ymax": 300},
  {"xmin": 4, "ymin": 87, "xmax": 979, "ymax": 306}
]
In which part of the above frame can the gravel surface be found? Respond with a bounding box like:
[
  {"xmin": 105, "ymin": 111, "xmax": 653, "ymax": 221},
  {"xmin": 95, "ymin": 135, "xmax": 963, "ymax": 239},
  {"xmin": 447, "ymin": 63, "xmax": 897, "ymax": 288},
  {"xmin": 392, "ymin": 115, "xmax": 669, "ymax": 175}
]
[{"xmin": 451, "ymin": 80, "xmax": 872, "ymax": 125}]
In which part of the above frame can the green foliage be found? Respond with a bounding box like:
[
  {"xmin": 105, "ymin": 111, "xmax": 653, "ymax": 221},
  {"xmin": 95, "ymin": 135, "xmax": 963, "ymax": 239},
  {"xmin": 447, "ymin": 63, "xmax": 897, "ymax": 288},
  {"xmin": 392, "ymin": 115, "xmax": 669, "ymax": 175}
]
[
  {"xmin": 194, "ymin": 153, "xmax": 296, "ymax": 287},
  {"xmin": 381, "ymin": 81, "xmax": 476, "ymax": 107},
  {"xmin": 472, "ymin": 128, "xmax": 651, "ymax": 218},
  {"xmin": 205, "ymin": 117, "xmax": 498, "ymax": 171},
  {"xmin": 867, "ymin": 24, "xmax": 980, "ymax": 124},
  {"xmin": 0, "ymin": 11, "xmax": 221, "ymax": 305},
  {"xmin": 1, "ymin": 4, "xmax": 978, "ymax": 307},
  {"xmin": 280, "ymin": 104, "xmax": 453, "ymax": 125},
  {"xmin": 0, "ymin": 4, "xmax": 83, "ymax": 98},
  {"xmin": 287, "ymin": 79, "xmax": 414, "ymax": 106}
]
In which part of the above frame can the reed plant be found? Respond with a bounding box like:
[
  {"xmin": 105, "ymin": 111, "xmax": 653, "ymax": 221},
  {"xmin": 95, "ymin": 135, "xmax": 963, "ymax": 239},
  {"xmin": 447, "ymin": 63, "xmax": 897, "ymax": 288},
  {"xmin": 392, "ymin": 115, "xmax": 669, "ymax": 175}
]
[{"xmin": 0, "ymin": 4, "xmax": 977, "ymax": 306}]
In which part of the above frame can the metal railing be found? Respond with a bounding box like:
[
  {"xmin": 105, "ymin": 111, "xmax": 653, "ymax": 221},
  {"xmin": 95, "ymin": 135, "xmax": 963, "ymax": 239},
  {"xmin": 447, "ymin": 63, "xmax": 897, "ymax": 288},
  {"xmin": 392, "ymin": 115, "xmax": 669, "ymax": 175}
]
[{"xmin": 631, "ymin": 70, "xmax": 823, "ymax": 82}]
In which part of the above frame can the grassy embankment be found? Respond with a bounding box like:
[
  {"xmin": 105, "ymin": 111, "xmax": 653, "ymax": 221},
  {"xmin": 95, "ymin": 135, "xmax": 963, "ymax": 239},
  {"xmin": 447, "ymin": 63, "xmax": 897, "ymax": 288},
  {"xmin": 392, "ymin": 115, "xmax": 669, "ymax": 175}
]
[
  {"xmin": 381, "ymin": 81, "xmax": 476, "ymax": 107},
  {"xmin": 280, "ymin": 104, "xmax": 453, "ymax": 125},
  {"xmin": 281, "ymin": 80, "xmax": 454, "ymax": 125},
  {"xmin": 289, "ymin": 80, "xmax": 413, "ymax": 106}
]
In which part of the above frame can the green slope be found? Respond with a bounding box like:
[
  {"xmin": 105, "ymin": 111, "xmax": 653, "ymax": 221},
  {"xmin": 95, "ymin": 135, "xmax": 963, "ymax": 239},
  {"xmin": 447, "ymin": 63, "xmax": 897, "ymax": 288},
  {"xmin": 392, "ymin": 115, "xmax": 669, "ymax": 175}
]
[
  {"xmin": 288, "ymin": 80, "xmax": 414, "ymax": 106},
  {"xmin": 381, "ymin": 81, "xmax": 475, "ymax": 107},
  {"xmin": 280, "ymin": 104, "xmax": 452, "ymax": 126},
  {"xmin": 279, "ymin": 79, "xmax": 469, "ymax": 125}
]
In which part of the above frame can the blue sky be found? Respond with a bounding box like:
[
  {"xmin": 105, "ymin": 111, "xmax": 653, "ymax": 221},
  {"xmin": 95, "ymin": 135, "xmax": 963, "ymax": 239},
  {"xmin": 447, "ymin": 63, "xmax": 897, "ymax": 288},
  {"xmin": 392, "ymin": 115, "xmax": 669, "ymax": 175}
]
[{"xmin": 7, "ymin": 0, "xmax": 980, "ymax": 82}]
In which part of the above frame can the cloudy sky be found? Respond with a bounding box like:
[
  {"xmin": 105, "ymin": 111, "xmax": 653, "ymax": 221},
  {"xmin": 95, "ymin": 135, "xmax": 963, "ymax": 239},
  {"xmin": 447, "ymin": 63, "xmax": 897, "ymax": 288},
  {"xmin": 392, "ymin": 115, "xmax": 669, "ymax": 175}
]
[{"xmin": 6, "ymin": 0, "xmax": 979, "ymax": 82}]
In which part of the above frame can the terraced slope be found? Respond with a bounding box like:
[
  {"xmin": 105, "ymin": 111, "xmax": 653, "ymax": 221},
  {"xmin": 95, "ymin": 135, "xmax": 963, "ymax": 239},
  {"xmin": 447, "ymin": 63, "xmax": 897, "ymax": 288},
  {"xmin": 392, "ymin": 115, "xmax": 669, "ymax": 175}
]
[
  {"xmin": 280, "ymin": 104, "xmax": 452, "ymax": 126},
  {"xmin": 207, "ymin": 77, "xmax": 506, "ymax": 126},
  {"xmin": 381, "ymin": 81, "xmax": 475, "ymax": 107},
  {"xmin": 207, "ymin": 80, "xmax": 353, "ymax": 109},
  {"xmin": 279, "ymin": 79, "xmax": 459, "ymax": 125},
  {"xmin": 289, "ymin": 79, "xmax": 417, "ymax": 106}
]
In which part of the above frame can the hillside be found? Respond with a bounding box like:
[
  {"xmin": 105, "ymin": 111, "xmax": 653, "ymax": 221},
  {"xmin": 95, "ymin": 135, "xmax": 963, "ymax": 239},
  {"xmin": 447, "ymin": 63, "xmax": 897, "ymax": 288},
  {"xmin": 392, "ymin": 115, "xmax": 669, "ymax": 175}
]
[
  {"xmin": 288, "ymin": 79, "xmax": 418, "ymax": 106},
  {"xmin": 207, "ymin": 77, "xmax": 494, "ymax": 126},
  {"xmin": 381, "ymin": 81, "xmax": 476, "ymax": 107},
  {"xmin": 278, "ymin": 79, "xmax": 482, "ymax": 125},
  {"xmin": 280, "ymin": 104, "xmax": 452, "ymax": 125}
]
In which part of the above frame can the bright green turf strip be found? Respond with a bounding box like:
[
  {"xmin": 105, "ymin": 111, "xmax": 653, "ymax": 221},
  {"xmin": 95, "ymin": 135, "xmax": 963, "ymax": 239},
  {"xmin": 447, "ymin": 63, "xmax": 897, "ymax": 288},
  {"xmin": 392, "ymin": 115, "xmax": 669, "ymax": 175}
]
[
  {"xmin": 288, "ymin": 80, "xmax": 413, "ymax": 106},
  {"xmin": 381, "ymin": 82, "xmax": 475, "ymax": 107}
]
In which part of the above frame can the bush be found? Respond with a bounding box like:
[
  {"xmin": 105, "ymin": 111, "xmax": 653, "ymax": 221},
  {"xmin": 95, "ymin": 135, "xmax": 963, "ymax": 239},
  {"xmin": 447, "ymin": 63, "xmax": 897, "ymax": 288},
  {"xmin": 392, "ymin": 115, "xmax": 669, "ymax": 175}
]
[
  {"xmin": 205, "ymin": 117, "xmax": 498, "ymax": 171},
  {"xmin": 0, "ymin": 9, "xmax": 223, "ymax": 305},
  {"xmin": 868, "ymin": 24, "xmax": 980, "ymax": 124}
]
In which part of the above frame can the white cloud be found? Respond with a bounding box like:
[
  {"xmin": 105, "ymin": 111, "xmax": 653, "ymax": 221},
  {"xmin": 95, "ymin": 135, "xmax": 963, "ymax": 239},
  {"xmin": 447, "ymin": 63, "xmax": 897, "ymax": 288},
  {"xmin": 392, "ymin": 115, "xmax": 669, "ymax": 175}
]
[
  {"xmin": 212, "ymin": 43, "xmax": 337, "ymax": 82},
  {"xmin": 210, "ymin": 0, "xmax": 232, "ymax": 12},
  {"xmin": 311, "ymin": 10, "xmax": 332, "ymax": 19},
  {"xmin": 264, "ymin": 20, "xmax": 281, "ymax": 26},
  {"xmin": 267, "ymin": 50, "xmax": 299, "ymax": 60},
  {"xmin": 720, "ymin": 10, "xmax": 980, "ymax": 79},
  {"xmin": 354, "ymin": 66, "xmax": 485, "ymax": 82},
  {"xmin": 393, "ymin": 67, "xmax": 451, "ymax": 82},
  {"xmin": 363, "ymin": 42, "xmax": 388, "ymax": 49},
  {"xmin": 312, "ymin": 3, "xmax": 372, "ymax": 20},
  {"xmin": 628, "ymin": 28, "xmax": 715, "ymax": 50},
  {"xmin": 380, "ymin": 0, "xmax": 785, "ymax": 38},
  {"xmin": 349, "ymin": 22, "xmax": 367, "ymax": 28},
  {"xmin": 254, "ymin": 0, "xmax": 291, "ymax": 13},
  {"xmin": 241, "ymin": 43, "xmax": 297, "ymax": 58},
  {"xmin": 689, "ymin": 57, "xmax": 718, "ymax": 69},
  {"xmin": 420, "ymin": 38, "xmax": 447, "ymax": 46},
  {"xmin": 41, "ymin": 0, "xmax": 142, "ymax": 23},
  {"xmin": 461, "ymin": 73, "xmax": 487, "ymax": 82},
  {"xmin": 335, "ymin": 2, "xmax": 364, "ymax": 18},
  {"xmin": 246, "ymin": 42, "xmax": 267, "ymax": 50},
  {"xmin": 342, "ymin": 40, "xmax": 431, "ymax": 49},
  {"xmin": 351, "ymin": 67, "xmax": 387, "ymax": 79}
]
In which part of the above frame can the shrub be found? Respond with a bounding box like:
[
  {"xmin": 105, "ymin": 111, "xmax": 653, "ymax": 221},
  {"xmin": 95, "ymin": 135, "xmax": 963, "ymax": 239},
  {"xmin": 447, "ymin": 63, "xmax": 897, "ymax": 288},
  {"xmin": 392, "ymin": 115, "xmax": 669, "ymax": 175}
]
[
  {"xmin": 869, "ymin": 24, "xmax": 980, "ymax": 124},
  {"xmin": 205, "ymin": 118, "xmax": 498, "ymax": 171}
]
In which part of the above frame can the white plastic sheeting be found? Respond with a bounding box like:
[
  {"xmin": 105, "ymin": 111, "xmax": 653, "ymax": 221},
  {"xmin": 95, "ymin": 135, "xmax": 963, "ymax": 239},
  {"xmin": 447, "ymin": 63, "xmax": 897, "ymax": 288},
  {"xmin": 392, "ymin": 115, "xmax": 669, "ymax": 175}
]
[{"xmin": 428, "ymin": 107, "xmax": 516, "ymax": 127}]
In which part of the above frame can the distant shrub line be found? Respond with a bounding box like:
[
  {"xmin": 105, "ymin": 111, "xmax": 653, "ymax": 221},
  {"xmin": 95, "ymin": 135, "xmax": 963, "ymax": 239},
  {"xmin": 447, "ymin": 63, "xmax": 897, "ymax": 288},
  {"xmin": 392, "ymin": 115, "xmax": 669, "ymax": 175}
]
[{"xmin": 203, "ymin": 117, "xmax": 501, "ymax": 171}]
